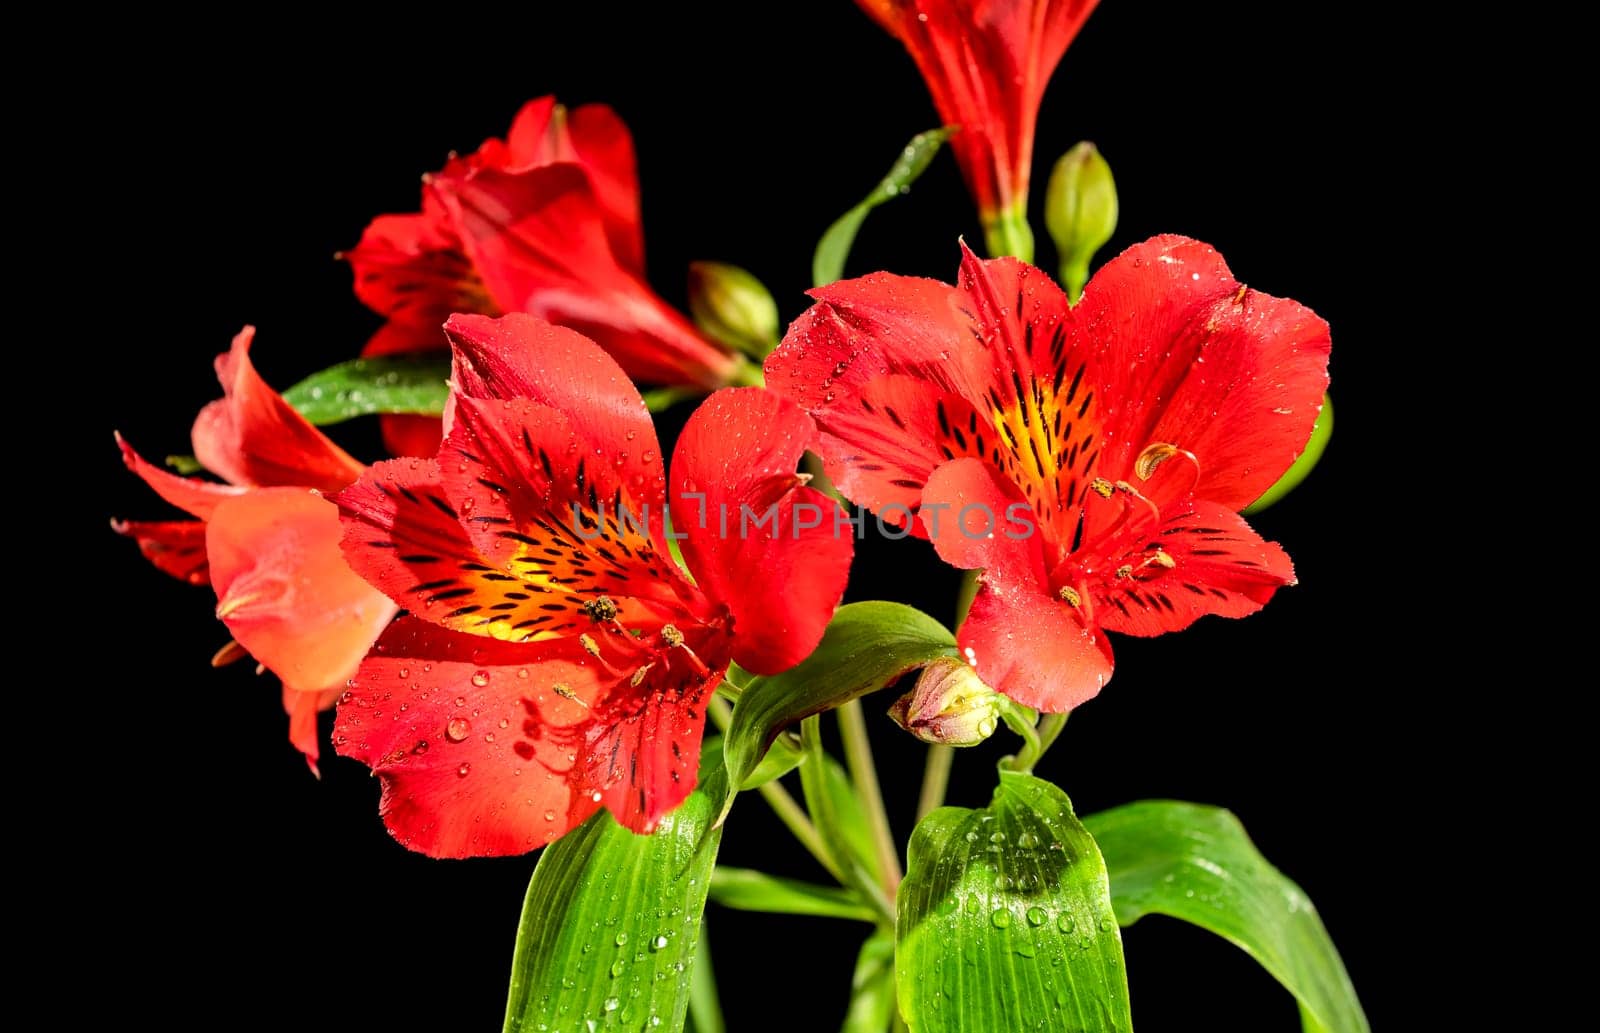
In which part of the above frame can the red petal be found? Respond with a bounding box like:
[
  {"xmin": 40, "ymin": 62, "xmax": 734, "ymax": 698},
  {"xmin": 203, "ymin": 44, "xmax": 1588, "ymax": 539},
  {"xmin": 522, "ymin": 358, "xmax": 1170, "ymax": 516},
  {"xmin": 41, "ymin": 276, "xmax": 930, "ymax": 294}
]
[
  {"xmin": 575, "ymin": 663, "xmax": 713, "ymax": 834},
  {"xmin": 116, "ymin": 433, "xmax": 247, "ymax": 520},
  {"xmin": 435, "ymin": 164, "xmax": 734, "ymax": 389},
  {"xmin": 334, "ymin": 457, "xmax": 553, "ymax": 638},
  {"xmin": 111, "ymin": 518, "xmax": 210, "ymax": 585},
  {"xmin": 444, "ymin": 312, "xmax": 666, "ymax": 509},
  {"xmin": 504, "ymin": 96, "xmax": 568, "ymax": 167},
  {"xmin": 566, "ymin": 104, "xmax": 645, "ymax": 274},
  {"xmin": 337, "ymin": 618, "xmax": 713, "ymax": 853},
  {"xmin": 1074, "ymin": 236, "xmax": 1332, "ymax": 510},
  {"xmin": 191, "ymin": 327, "xmax": 365, "ymax": 491},
  {"xmin": 335, "ymin": 618, "xmax": 606, "ymax": 858},
  {"xmin": 670, "ymin": 389, "xmax": 852, "ymax": 675},
  {"xmin": 206, "ymin": 488, "xmax": 397, "ymax": 694},
  {"xmin": 440, "ymin": 395, "xmax": 688, "ymax": 621},
  {"xmin": 959, "ymin": 567, "xmax": 1113, "ymax": 713},
  {"xmin": 345, "ymin": 201, "xmax": 493, "ymax": 325},
  {"xmin": 919, "ymin": 457, "xmax": 1043, "ymax": 580},
  {"xmin": 283, "ymin": 685, "xmax": 342, "ymax": 776},
  {"xmin": 1094, "ymin": 500, "xmax": 1294, "ymax": 637},
  {"xmin": 767, "ymin": 272, "xmax": 985, "ymax": 523},
  {"xmin": 502, "ymin": 97, "xmax": 643, "ymax": 273}
]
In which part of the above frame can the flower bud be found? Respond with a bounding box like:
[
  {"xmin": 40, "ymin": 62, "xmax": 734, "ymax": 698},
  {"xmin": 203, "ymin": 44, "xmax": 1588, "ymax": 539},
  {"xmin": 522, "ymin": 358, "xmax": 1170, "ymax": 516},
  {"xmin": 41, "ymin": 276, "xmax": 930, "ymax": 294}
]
[
  {"xmin": 688, "ymin": 261, "xmax": 780, "ymax": 360},
  {"xmin": 1044, "ymin": 142, "xmax": 1118, "ymax": 303},
  {"xmin": 888, "ymin": 657, "xmax": 1002, "ymax": 746}
]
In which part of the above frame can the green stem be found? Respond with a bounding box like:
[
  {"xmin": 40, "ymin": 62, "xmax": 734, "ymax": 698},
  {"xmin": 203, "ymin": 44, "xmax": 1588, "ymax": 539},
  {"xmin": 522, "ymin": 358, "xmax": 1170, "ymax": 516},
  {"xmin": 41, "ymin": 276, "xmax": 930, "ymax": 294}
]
[
  {"xmin": 837, "ymin": 699, "xmax": 903, "ymax": 893},
  {"xmin": 760, "ymin": 778, "xmax": 845, "ymax": 884},
  {"xmin": 981, "ymin": 207, "xmax": 1035, "ymax": 262},
  {"xmin": 1035, "ymin": 712, "xmax": 1068, "ymax": 760},
  {"xmin": 799, "ymin": 717, "xmax": 897, "ymax": 925},
  {"xmin": 709, "ymin": 696, "xmax": 844, "ymax": 883},
  {"xmin": 916, "ymin": 744, "xmax": 955, "ymax": 821}
]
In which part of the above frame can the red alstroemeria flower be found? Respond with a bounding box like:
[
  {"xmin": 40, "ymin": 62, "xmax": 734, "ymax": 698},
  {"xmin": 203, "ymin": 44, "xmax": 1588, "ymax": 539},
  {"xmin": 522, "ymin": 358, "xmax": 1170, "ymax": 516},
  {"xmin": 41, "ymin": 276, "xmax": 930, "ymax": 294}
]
[
  {"xmin": 332, "ymin": 313, "xmax": 851, "ymax": 857},
  {"xmin": 858, "ymin": 0, "xmax": 1099, "ymax": 251},
  {"xmin": 345, "ymin": 96, "xmax": 738, "ymax": 457},
  {"xmin": 767, "ymin": 236, "xmax": 1330, "ymax": 712},
  {"xmin": 115, "ymin": 328, "xmax": 398, "ymax": 768}
]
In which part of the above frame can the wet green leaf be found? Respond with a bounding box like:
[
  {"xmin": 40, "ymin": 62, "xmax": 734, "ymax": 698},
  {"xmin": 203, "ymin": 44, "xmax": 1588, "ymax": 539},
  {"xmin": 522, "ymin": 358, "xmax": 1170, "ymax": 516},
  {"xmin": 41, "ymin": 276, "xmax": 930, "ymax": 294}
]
[
  {"xmin": 1086, "ymin": 800, "xmax": 1368, "ymax": 1033},
  {"xmin": 281, "ymin": 353, "xmax": 451, "ymax": 425},
  {"xmin": 896, "ymin": 772, "xmax": 1132, "ymax": 1032},
  {"xmin": 502, "ymin": 743, "xmax": 727, "ymax": 1033}
]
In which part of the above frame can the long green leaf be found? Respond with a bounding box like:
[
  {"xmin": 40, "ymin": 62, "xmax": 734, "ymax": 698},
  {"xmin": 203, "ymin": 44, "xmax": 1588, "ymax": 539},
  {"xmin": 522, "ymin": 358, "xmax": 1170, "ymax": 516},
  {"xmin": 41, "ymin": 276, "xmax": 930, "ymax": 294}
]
[
  {"xmin": 502, "ymin": 748, "xmax": 727, "ymax": 1032},
  {"xmin": 842, "ymin": 931, "xmax": 897, "ymax": 1033},
  {"xmin": 281, "ymin": 354, "xmax": 451, "ymax": 425},
  {"xmin": 1085, "ymin": 800, "xmax": 1368, "ymax": 1033},
  {"xmin": 813, "ymin": 128, "xmax": 954, "ymax": 287},
  {"xmin": 720, "ymin": 602, "xmax": 957, "ymax": 815},
  {"xmin": 708, "ymin": 867, "xmax": 877, "ymax": 923},
  {"xmin": 897, "ymin": 771, "xmax": 1133, "ymax": 1032}
]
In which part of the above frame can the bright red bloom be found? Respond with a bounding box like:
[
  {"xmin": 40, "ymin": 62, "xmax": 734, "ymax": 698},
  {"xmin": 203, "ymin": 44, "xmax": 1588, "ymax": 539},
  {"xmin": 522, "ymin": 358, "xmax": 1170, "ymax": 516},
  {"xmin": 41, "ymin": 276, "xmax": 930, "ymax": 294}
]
[
  {"xmin": 332, "ymin": 313, "xmax": 850, "ymax": 857},
  {"xmin": 767, "ymin": 237, "xmax": 1330, "ymax": 712},
  {"xmin": 115, "ymin": 328, "xmax": 398, "ymax": 769},
  {"xmin": 858, "ymin": 0, "xmax": 1098, "ymax": 244},
  {"xmin": 345, "ymin": 96, "xmax": 737, "ymax": 457}
]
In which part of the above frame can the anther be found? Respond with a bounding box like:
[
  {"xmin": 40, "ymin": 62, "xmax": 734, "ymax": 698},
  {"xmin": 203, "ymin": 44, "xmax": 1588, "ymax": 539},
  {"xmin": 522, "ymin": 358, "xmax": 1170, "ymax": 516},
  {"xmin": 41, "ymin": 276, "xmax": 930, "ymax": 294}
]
[
  {"xmin": 1090, "ymin": 478, "xmax": 1115, "ymax": 499},
  {"xmin": 1058, "ymin": 586, "xmax": 1082, "ymax": 608},
  {"xmin": 553, "ymin": 683, "xmax": 589, "ymax": 708},
  {"xmin": 579, "ymin": 633, "xmax": 601, "ymax": 657},
  {"xmin": 1115, "ymin": 565, "xmax": 1133, "ymax": 579},
  {"xmin": 660, "ymin": 624, "xmax": 685, "ymax": 648},
  {"xmin": 630, "ymin": 663, "xmax": 656, "ymax": 688},
  {"xmin": 582, "ymin": 596, "xmax": 618, "ymax": 621}
]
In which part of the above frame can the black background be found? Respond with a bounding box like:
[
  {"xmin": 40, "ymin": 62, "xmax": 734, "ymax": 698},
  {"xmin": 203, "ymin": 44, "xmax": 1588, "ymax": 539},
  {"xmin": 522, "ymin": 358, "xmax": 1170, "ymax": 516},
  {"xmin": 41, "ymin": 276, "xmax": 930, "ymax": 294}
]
[{"xmin": 97, "ymin": 3, "xmax": 1421, "ymax": 1030}]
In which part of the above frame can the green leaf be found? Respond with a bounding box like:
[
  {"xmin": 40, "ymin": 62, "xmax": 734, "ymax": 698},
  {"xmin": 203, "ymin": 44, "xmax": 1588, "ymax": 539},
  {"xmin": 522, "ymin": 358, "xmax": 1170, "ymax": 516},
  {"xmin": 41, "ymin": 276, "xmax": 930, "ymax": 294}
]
[
  {"xmin": 813, "ymin": 127, "xmax": 954, "ymax": 287},
  {"xmin": 708, "ymin": 867, "xmax": 877, "ymax": 922},
  {"xmin": 741, "ymin": 730, "xmax": 803, "ymax": 789},
  {"xmin": 1242, "ymin": 393, "xmax": 1334, "ymax": 514},
  {"xmin": 281, "ymin": 353, "xmax": 451, "ymax": 425},
  {"xmin": 896, "ymin": 771, "xmax": 1132, "ymax": 1032},
  {"xmin": 842, "ymin": 931, "xmax": 897, "ymax": 1033},
  {"xmin": 1085, "ymin": 800, "xmax": 1368, "ymax": 1033},
  {"xmin": 686, "ymin": 924, "xmax": 725, "ymax": 1033},
  {"xmin": 721, "ymin": 601, "xmax": 957, "ymax": 813},
  {"xmin": 502, "ymin": 745, "xmax": 727, "ymax": 1033}
]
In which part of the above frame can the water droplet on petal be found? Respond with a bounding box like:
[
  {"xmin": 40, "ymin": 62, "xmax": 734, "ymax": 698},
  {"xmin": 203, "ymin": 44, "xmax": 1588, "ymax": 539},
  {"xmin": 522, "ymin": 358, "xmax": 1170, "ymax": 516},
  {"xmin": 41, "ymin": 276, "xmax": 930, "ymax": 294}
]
[
  {"xmin": 471, "ymin": 671, "xmax": 490, "ymax": 687},
  {"xmin": 1026, "ymin": 907, "xmax": 1047, "ymax": 927},
  {"xmin": 446, "ymin": 718, "xmax": 471, "ymax": 742},
  {"xmin": 456, "ymin": 763, "xmax": 471, "ymax": 777},
  {"xmin": 990, "ymin": 908, "xmax": 1012, "ymax": 929}
]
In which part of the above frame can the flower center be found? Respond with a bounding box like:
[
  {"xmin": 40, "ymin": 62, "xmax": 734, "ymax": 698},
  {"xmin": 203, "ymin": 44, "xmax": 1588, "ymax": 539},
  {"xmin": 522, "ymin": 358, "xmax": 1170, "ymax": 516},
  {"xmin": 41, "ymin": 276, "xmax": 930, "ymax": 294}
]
[{"xmin": 1049, "ymin": 442, "xmax": 1200, "ymax": 616}]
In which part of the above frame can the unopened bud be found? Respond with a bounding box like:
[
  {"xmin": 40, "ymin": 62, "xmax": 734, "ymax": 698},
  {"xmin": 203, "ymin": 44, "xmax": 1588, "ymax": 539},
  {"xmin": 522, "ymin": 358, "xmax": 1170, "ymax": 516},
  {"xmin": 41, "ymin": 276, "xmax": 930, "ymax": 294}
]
[
  {"xmin": 888, "ymin": 657, "xmax": 1001, "ymax": 746},
  {"xmin": 688, "ymin": 261, "xmax": 780, "ymax": 360},
  {"xmin": 1044, "ymin": 142, "xmax": 1118, "ymax": 303}
]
